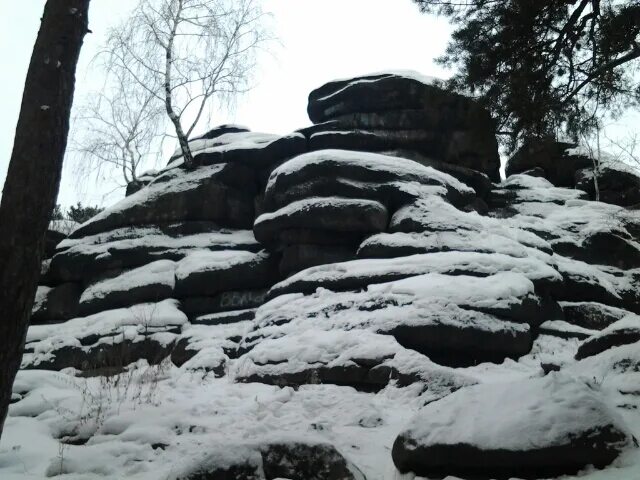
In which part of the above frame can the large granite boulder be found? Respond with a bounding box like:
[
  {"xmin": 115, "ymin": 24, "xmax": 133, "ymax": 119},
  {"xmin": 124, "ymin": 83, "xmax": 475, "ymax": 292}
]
[
  {"xmin": 13, "ymin": 71, "xmax": 640, "ymax": 480},
  {"xmin": 174, "ymin": 440, "xmax": 365, "ymax": 480},
  {"xmin": 392, "ymin": 373, "xmax": 636, "ymax": 479}
]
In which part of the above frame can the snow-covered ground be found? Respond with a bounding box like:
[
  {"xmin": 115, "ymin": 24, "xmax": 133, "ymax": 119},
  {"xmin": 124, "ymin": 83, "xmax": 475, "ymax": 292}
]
[{"xmin": 2, "ymin": 333, "xmax": 639, "ymax": 480}]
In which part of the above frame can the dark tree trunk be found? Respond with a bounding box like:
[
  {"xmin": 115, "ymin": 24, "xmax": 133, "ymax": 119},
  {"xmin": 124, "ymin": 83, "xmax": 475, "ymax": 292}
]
[{"xmin": 0, "ymin": 0, "xmax": 90, "ymax": 437}]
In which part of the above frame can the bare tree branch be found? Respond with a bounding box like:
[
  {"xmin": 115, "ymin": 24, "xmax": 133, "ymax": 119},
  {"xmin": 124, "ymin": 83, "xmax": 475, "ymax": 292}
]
[{"xmin": 96, "ymin": 0, "xmax": 270, "ymax": 169}]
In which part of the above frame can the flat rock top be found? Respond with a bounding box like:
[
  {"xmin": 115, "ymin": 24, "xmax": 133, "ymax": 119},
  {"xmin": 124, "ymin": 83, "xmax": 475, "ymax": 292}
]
[
  {"xmin": 307, "ymin": 71, "xmax": 456, "ymax": 123},
  {"xmin": 309, "ymin": 70, "xmax": 442, "ymax": 101}
]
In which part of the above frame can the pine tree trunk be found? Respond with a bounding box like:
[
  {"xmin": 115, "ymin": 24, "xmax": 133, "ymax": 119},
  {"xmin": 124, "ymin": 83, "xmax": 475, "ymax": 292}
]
[{"xmin": 0, "ymin": 0, "xmax": 90, "ymax": 438}]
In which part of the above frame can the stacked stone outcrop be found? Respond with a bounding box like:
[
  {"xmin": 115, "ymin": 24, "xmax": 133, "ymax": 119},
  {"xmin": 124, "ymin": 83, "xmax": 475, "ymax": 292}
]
[{"xmin": 19, "ymin": 71, "xmax": 640, "ymax": 479}]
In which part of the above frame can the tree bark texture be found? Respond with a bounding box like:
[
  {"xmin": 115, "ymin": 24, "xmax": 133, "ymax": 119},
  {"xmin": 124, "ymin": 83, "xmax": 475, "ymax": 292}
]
[{"xmin": 0, "ymin": 0, "xmax": 90, "ymax": 438}]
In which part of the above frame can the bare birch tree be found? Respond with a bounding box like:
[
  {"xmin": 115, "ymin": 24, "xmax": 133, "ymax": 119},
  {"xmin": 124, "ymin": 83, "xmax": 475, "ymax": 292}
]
[
  {"xmin": 581, "ymin": 127, "xmax": 602, "ymax": 202},
  {"xmin": 103, "ymin": 0, "xmax": 269, "ymax": 169},
  {"xmin": 72, "ymin": 68, "xmax": 165, "ymax": 189},
  {"xmin": 606, "ymin": 132, "xmax": 640, "ymax": 171}
]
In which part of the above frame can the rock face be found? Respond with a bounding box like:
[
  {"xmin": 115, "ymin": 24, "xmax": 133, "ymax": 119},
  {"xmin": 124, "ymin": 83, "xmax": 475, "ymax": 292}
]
[
  {"xmin": 575, "ymin": 163, "xmax": 640, "ymax": 207},
  {"xmin": 44, "ymin": 220, "xmax": 78, "ymax": 259},
  {"xmin": 506, "ymin": 138, "xmax": 591, "ymax": 187},
  {"xmin": 506, "ymin": 139, "xmax": 640, "ymax": 207},
  {"xmin": 18, "ymin": 71, "xmax": 640, "ymax": 480},
  {"xmin": 31, "ymin": 283, "xmax": 81, "ymax": 324}
]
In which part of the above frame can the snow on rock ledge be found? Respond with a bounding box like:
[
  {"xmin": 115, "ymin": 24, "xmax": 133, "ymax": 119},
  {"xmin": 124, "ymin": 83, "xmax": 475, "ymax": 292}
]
[
  {"xmin": 78, "ymin": 259, "xmax": 177, "ymax": 316},
  {"xmin": 263, "ymin": 149, "xmax": 475, "ymax": 211},
  {"xmin": 169, "ymin": 130, "xmax": 307, "ymax": 170},
  {"xmin": 268, "ymin": 250, "xmax": 562, "ymax": 299},
  {"xmin": 236, "ymin": 328, "xmax": 476, "ymax": 395},
  {"xmin": 174, "ymin": 249, "xmax": 279, "ymax": 298},
  {"xmin": 49, "ymin": 225, "xmax": 259, "ymax": 283},
  {"xmin": 254, "ymin": 196, "xmax": 389, "ymax": 248},
  {"xmin": 22, "ymin": 299, "xmax": 186, "ymax": 372}
]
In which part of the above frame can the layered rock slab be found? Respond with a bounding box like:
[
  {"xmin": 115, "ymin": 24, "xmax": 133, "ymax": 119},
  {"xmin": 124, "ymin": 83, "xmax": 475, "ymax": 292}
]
[
  {"xmin": 174, "ymin": 250, "xmax": 278, "ymax": 298},
  {"xmin": 576, "ymin": 315, "xmax": 640, "ymax": 360},
  {"xmin": 306, "ymin": 71, "xmax": 500, "ymax": 180},
  {"xmin": 49, "ymin": 225, "xmax": 259, "ymax": 283},
  {"xmin": 254, "ymin": 197, "xmax": 389, "ymax": 248},
  {"xmin": 262, "ymin": 149, "xmax": 475, "ymax": 212},
  {"xmin": 506, "ymin": 139, "xmax": 640, "ymax": 207},
  {"xmin": 268, "ymin": 250, "xmax": 562, "ymax": 299},
  {"xmin": 71, "ymin": 163, "xmax": 257, "ymax": 238},
  {"xmin": 243, "ymin": 269, "xmax": 547, "ymax": 369},
  {"xmin": 78, "ymin": 259, "xmax": 176, "ymax": 316},
  {"xmin": 237, "ymin": 328, "xmax": 476, "ymax": 394},
  {"xmin": 506, "ymin": 138, "xmax": 592, "ymax": 187},
  {"xmin": 22, "ymin": 299, "xmax": 186, "ymax": 372},
  {"xmin": 169, "ymin": 129, "xmax": 307, "ymax": 171}
]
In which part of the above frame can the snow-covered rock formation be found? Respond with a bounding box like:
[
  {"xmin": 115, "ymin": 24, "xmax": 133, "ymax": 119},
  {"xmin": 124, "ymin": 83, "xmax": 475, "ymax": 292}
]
[{"xmin": 3, "ymin": 71, "xmax": 640, "ymax": 480}]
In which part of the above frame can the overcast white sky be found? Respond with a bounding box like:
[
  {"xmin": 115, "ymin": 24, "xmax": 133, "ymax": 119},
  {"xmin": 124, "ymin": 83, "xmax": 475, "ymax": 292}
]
[{"xmin": 0, "ymin": 0, "xmax": 453, "ymax": 208}]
